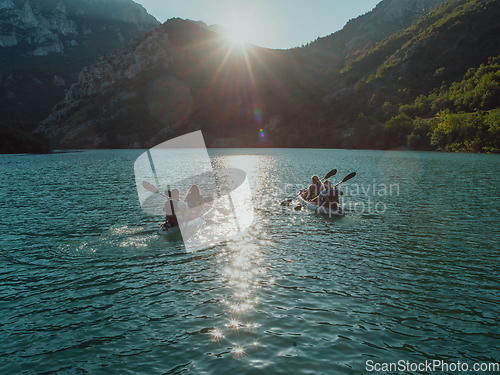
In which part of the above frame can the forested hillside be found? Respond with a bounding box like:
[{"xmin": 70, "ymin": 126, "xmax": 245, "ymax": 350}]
[
  {"xmin": 285, "ymin": 0, "xmax": 500, "ymax": 152},
  {"xmin": 33, "ymin": 0, "xmax": 500, "ymax": 152}
]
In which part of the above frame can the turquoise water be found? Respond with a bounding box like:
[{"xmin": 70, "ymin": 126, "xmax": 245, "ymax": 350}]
[{"xmin": 1, "ymin": 149, "xmax": 499, "ymax": 374}]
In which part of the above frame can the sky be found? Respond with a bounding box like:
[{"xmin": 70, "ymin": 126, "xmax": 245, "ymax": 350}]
[{"xmin": 136, "ymin": 0, "xmax": 382, "ymax": 50}]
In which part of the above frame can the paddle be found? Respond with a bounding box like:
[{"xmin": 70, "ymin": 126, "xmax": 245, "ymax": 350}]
[
  {"xmin": 280, "ymin": 169, "xmax": 337, "ymax": 206},
  {"xmin": 294, "ymin": 172, "xmax": 356, "ymax": 210},
  {"xmin": 322, "ymin": 168, "xmax": 339, "ymax": 181},
  {"xmin": 333, "ymin": 172, "xmax": 356, "ymax": 188},
  {"xmin": 142, "ymin": 181, "xmax": 167, "ymax": 197}
]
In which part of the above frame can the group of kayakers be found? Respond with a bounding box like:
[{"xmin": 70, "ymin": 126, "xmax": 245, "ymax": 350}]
[
  {"xmin": 163, "ymin": 184, "xmax": 207, "ymax": 227},
  {"xmin": 162, "ymin": 174, "xmax": 343, "ymax": 228},
  {"xmin": 301, "ymin": 174, "xmax": 343, "ymax": 210}
]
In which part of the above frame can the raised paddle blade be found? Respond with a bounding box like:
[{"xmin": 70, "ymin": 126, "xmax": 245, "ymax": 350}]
[
  {"xmin": 333, "ymin": 172, "xmax": 357, "ymax": 188},
  {"xmin": 323, "ymin": 169, "xmax": 337, "ymax": 180},
  {"xmin": 341, "ymin": 172, "xmax": 356, "ymax": 183},
  {"xmin": 142, "ymin": 181, "xmax": 160, "ymax": 194},
  {"xmin": 294, "ymin": 205, "xmax": 303, "ymax": 210}
]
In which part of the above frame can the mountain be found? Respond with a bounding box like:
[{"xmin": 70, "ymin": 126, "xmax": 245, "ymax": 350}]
[
  {"xmin": 297, "ymin": 0, "xmax": 447, "ymax": 77},
  {"xmin": 0, "ymin": 0, "xmax": 159, "ymax": 127},
  {"xmin": 35, "ymin": 0, "xmax": 500, "ymax": 152},
  {"xmin": 309, "ymin": 0, "xmax": 500, "ymax": 152},
  {"xmin": 36, "ymin": 18, "xmax": 302, "ymax": 148},
  {"xmin": 36, "ymin": 0, "xmax": 450, "ymax": 149}
]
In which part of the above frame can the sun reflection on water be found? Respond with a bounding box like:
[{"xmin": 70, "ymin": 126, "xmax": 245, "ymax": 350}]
[
  {"xmin": 205, "ymin": 153, "xmax": 279, "ymax": 359},
  {"xmin": 209, "ymin": 240, "xmax": 267, "ymax": 358},
  {"xmin": 231, "ymin": 345, "xmax": 246, "ymax": 359},
  {"xmin": 210, "ymin": 328, "xmax": 224, "ymax": 343}
]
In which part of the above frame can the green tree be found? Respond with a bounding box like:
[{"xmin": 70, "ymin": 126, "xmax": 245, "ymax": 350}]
[
  {"xmin": 384, "ymin": 114, "xmax": 414, "ymax": 148},
  {"xmin": 407, "ymin": 118, "xmax": 433, "ymax": 150}
]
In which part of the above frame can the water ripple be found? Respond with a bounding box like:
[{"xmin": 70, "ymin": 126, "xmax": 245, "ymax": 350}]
[{"xmin": 0, "ymin": 150, "xmax": 499, "ymax": 374}]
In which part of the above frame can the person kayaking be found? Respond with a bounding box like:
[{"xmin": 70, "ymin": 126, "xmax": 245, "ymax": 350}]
[
  {"xmin": 310, "ymin": 180, "xmax": 343, "ymax": 210},
  {"xmin": 302, "ymin": 175, "xmax": 324, "ymax": 202},
  {"xmin": 184, "ymin": 184, "xmax": 207, "ymax": 219},
  {"xmin": 163, "ymin": 187, "xmax": 188, "ymax": 227},
  {"xmin": 185, "ymin": 184, "xmax": 205, "ymax": 209}
]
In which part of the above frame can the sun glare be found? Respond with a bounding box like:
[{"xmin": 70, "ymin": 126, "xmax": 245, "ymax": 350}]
[{"xmin": 227, "ymin": 19, "xmax": 252, "ymax": 45}]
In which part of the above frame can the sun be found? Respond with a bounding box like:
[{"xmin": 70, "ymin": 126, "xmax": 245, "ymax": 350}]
[{"xmin": 227, "ymin": 18, "xmax": 253, "ymax": 45}]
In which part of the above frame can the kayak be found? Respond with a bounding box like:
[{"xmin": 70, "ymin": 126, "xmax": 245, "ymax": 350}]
[
  {"xmin": 157, "ymin": 206, "xmax": 215, "ymax": 236},
  {"xmin": 297, "ymin": 192, "xmax": 344, "ymax": 216}
]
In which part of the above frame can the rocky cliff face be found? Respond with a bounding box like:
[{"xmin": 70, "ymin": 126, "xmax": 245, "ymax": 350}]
[
  {"xmin": 36, "ymin": 18, "xmax": 300, "ymax": 148},
  {"xmin": 1, "ymin": 0, "xmax": 77, "ymax": 54},
  {"xmin": 0, "ymin": 0, "xmax": 159, "ymax": 126},
  {"xmin": 0, "ymin": 0, "xmax": 158, "ymax": 54},
  {"xmin": 37, "ymin": 24, "xmax": 173, "ymax": 148},
  {"xmin": 35, "ymin": 0, "xmax": 458, "ymax": 149}
]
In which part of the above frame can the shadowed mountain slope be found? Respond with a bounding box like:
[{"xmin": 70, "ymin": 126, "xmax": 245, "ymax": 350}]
[{"xmin": 0, "ymin": 0, "xmax": 159, "ymax": 127}]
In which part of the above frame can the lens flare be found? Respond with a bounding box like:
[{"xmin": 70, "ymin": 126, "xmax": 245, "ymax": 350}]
[{"xmin": 253, "ymin": 108, "xmax": 262, "ymax": 124}]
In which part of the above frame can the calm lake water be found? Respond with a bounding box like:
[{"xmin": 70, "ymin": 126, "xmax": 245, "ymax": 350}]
[{"xmin": 1, "ymin": 148, "xmax": 499, "ymax": 374}]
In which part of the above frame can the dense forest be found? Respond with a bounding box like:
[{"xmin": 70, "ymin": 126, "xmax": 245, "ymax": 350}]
[{"xmin": 272, "ymin": 0, "xmax": 500, "ymax": 152}]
